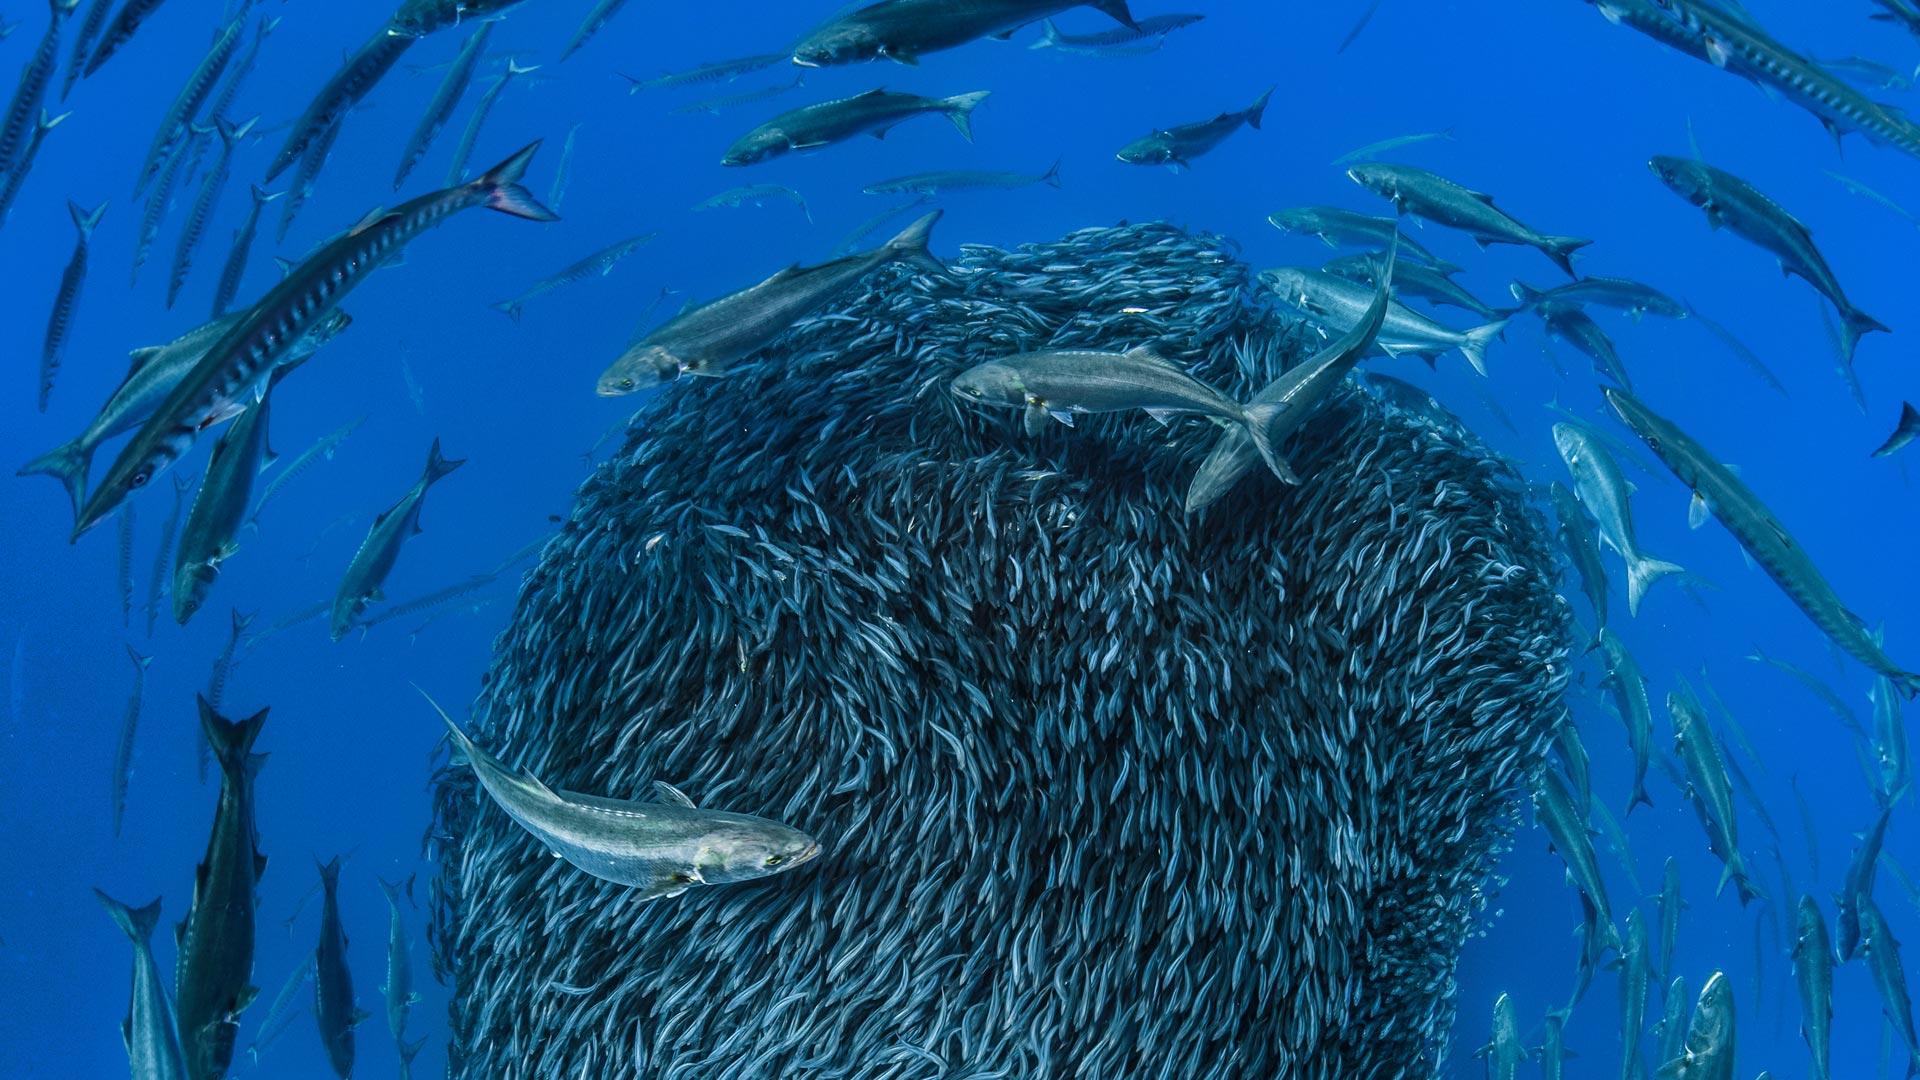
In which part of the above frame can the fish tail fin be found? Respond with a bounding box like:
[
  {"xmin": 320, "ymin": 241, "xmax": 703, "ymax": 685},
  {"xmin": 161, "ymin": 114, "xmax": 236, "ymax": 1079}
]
[
  {"xmin": 1625, "ymin": 554, "xmax": 1684, "ymax": 617},
  {"xmin": 421, "ymin": 437, "xmax": 466, "ymax": 486},
  {"xmin": 883, "ymin": 209, "xmax": 945, "ymax": 274},
  {"xmin": 1040, "ymin": 158, "xmax": 1063, "ymax": 188},
  {"xmin": 475, "ymin": 142, "xmax": 560, "ymax": 222},
  {"xmin": 1892, "ymin": 669, "xmax": 1920, "ymax": 701},
  {"xmin": 17, "ymin": 438, "xmax": 92, "ymax": 523},
  {"xmin": 317, "ymin": 855, "xmax": 342, "ymax": 895},
  {"xmin": 1243, "ymin": 85, "xmax": 1275, "ymax": 130},
  {"xmin": 940, "ymin": 91, "xmax": 991, "ymax": 142},
  {"xmin": 1240, "ymin": 402, "xmax": 1299, "ymax": 485},
  {"xmin": 1089, "ymin": 0, "xmax": 1140, "ymax": 30},
  {"xmin": 1028, "ymin": 18, "xmax": 1060, "ymax": 48},
  {"xmin": 1839, "ymin": 306, "xmax": 1892, "ymax": 366},
  {"xmin": 1459, "ymin": 318, "xmax": 1508, "ymax": 377},
  {"xmin": 1542, "ymin": 236, "xmax": 1592, "ymax": 279},
  {"xmin": 401, "ymin": 1034, "xmax": 429, "ymax": 1064},
  {"xmin": 1508, "ymin": 280, "xmax": 1543, "ymax": 307},
  {"xmin": 491, "ymin": 300, "xmax": 522, "ymax": 322},
  {"xmin": 414, "ymin": 684, "xmax": 476, "ymax": 767},
  {"xmin": 252, "ymin": 183, "xmax": 283, "ymax": 207},
  {"xmin": 1626, "ymin": 785, "xmax": 1653, "ymax": 817},
  {"xmin": 198, "ymin": 694, "xmax": 269, "ymax": 776},
  {"xmin": 69, "ymin": 199, "xmax": 106, "ymax": 237},
  {"xmin": 378, "ymin": 875, "xmax": 405, "ymax": 907},
  {"xmin": 94, "ymin": 889, "xmax": 162, "ymax": 943}
]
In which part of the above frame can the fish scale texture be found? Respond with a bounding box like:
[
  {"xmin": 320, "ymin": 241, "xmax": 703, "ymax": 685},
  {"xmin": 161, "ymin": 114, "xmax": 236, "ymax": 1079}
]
[{"xmin": 427, "ymin": 222, "xmax": 1572, "ymax": 1079}]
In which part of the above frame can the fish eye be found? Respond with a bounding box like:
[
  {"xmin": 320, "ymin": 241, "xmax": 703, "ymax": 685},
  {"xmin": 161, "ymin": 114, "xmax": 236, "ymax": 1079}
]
[
  {"xmin": 765, "ymin": 854, "xmax": 785, "ymax": 867},
  {"xmin": 619, "ymin": 378, "xmax": 636, "ymax": 391},
  {"xmin": 129, "ymin": 471, "xmax": 150, "ymax": 488},
  {"xmin": 1645, "ymin": 437, "xmax": 1661, "ymax": 452},
  {"xmin": 671, "ymin": 872, "xmax": 694, "ymax": 885}
]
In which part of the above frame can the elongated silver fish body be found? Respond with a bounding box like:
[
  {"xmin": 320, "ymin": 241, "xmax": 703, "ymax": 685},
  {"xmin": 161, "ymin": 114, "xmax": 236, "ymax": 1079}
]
[
  {"xmin": 40, "ymin": 199, "xmax": 106, "ymax": 411},
  {"xmin": 278, "ymin": 114, "xmax": 343, "ymax": 244},
  {"xmin": 331, "ymin": 439, "xmax": 466, "ymax": 638},
  {"xmin": 313, "ymin": 856, "xmax": 359, "ymax": 1078},
  {"xmin": 213, "ymin": 184, "xmax": 281, "ymax": 318},
  {"xmin": 491, "ymin": 233, "xmax": 655, "ymax": 320},
  {"xmin": 1268, "ymin": 205, "xmax": 1460, "ymax": 270},
  {"xmin": 395, "ymin": 21, "xmax": 491, "ymax": 191},
  {"xmin": 77, "ymin": 143, "xmax": 556, "ymax": 540},
  {"xmin": 60, "ymin": 0, "xmax": 113, "ymax": 100},
  {"xmin": 428, "ymin": 693, "xmax": 821, "ymax": 899},
  {"xmin": 173, "ymin": 370, "xmax": 281, "ymax": 625},
  {"xmin": 1670, "ymin": 689, "xmax": 1757, "ymax": 904},
  {"xmin": 1262, "ymin": 265, "xmax": 1505, "ymax": 374},
  {"xmin": 1792, "ymin": 896, "xmax": 1834, "ymax": 1080},
  {"xmin": 134, "ymin": 121, "xmax": 207, "ymax": 284},
  {"xmin": 444, "ymin": 59, "xmax": 533, "ymax": 187},
  {"xmin": 1552, "ymin": 421, "xmax": 1681, "ymax": 615},
  {"xmin": 722, "ymin": 87, "xmax": 989, "ymax": 165},
  {"xmin": 0, "ymin": 0, "xmax": 75, "ymax": 179},
  {"xmin": 0, "ymin": 107, "xmax": 69, "ymax": 227},
  {"xmin": 1348, "ymin": 161, "xmax": 1591, "ymax": 277},
  {"xmin": 97, "ymin": 890, "xmax": 191, "ymax": 1080},
  {"xmin": 265, "ymin": 26, "xmax": 414, "ymax": 182},
  {"xmin": 168, "ymin": 116, "xmax": 256, "ymax": 309},
  {"xmin": 134, "ymin": 10, "xmax": 243, "ymax": 197},
  {"xmin": 792, "ymin": 0, "xmax": 1137, "ymax": 67}
]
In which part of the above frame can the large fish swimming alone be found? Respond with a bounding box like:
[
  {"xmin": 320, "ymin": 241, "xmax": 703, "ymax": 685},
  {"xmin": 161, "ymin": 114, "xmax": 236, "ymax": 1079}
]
[
  {"xmin": 1606, "ymin": 387, "xmax": 1919, "ymax": 695},
  {"xmin": 722, "ymin": 88, "xmax": 989, "ymax": 166},
  {"xmin": 423, "ymin": 690, "xmax": 821, "ymax": 899},
  {"xmin": 1347, "ymin": 162, "xmax": 1591, "ymax": 277},
  {"xmin": 72, "ymin": 143, "xmax": 554, "ymax": 540},
  {"xmin": 1116, "ymin": 87, "xmax": 1271, "ymax": 170}
]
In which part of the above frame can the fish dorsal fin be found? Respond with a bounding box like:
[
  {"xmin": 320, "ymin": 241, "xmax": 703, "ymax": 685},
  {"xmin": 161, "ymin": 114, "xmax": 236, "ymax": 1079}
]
[
  {"xmin": 349, "ymin": 207, "xmax": 393, "ymax": 236},
  {"xmin": 855, "ymin": 87, "xmax": 888, "ymax": 99},
  {"xmin": 1466, "ymin": 188, "xmax": 1497, "ymax": 206},
  {"xmin": 126, "ymin": 346, "xmax": 163, "ymax": 372},
  {"xmin": 767, "ymin": 264, "xmax": 804, "ymax": 283},
  {"xmin": 1121, "ymin": 345, "xmax": 1181, "ymax": 371},
  {"xmin": 652, "ymin": 781, "xmax": 696, "ymax": 808}
]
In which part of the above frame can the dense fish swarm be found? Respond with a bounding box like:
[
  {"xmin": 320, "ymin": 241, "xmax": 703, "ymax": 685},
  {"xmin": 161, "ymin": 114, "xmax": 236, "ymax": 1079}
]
[{"xmin": 428, "ymin": 222, "xmax": 1571, "ymax": 1077}]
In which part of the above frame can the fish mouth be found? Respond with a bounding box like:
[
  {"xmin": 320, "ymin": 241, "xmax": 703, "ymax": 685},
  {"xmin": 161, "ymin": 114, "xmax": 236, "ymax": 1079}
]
[{"xmin": 789, "ymin": 842, "xmax": 823, "ymax": 869}]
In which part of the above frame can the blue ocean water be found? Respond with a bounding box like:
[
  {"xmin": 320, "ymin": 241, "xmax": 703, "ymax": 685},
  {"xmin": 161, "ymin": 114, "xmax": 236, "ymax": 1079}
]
[{"xmin": 0, "ymin": 0, "xmax": 1915, "ymax": 1076}]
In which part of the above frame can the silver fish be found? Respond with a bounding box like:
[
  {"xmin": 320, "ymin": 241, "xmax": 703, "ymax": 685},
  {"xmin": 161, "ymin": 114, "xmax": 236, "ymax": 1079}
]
[
  {"xmin": 277, "ymin": 115, "xmax": 343, "ymax": 244},
  {"xmin": 1510, "ymin": 276, "xmax": 1688, "ymax": 320},
  {"xmin": 598, "ymin": 210, "xmax": 942, "ymax": 394},
  {"xmin": 19, "ymin": 311, "xmax": 349, "ymax": 523},
  {"xmin": 1619, "ymin": 910, "xmax": 1651, "ymax": 1080},
  {"xmin": 1267, "ymin": 206, "xmax": 1460, "ymax": 271},
  {"xmin": 75, "ymin": 143, "xmax": 554, "ymax": 539},
  {"xmin": 1663, "ymin": 970, "xmax": 1735, "ymax": 1080},
  {"xmin": 444, "ymin": 59, "xmax": 536, "ymax": 186},
  {"xmin": 1479, "ymin": 991, "xmax": 1524, "ymax": 1079},
  {"xmin": 1872, "ymin": 402, "xmax": 1920, "ymax": 459},
  {"xmin": 1658, "ymin": 856, "xmax": 1685, "ymax": 979},
  {"xmin": 60, "ymin": 0, "xmax": 112, "ymax": 100},
  {"xmin": 1861, "ymin": 895, "xmax": 1920, "ymax": 1077},
  {"xmin": 1597, "ymin": 628, "xmax": 1653, "ymax": 813},
  {"xmin": 1792, "ymin": 895, "xmax": 1834, "ymax": 1080},
  {"xmin": 1540, "ymin": 303, "xmax": 1633, "ymax": 389},
  {"xmin": 669, "ymin": 74, "xmax": 805, "ymax": 116},
  {"xmin": 0, "ymin": 107, "xmax": 70, "ymax": 227},
  {"xmin": 111, "ymin": 645, "xmax": 151, "ymax": 836},
  {"xmin": 173, "ymin": 368, "xmax": 285, "ymax": 625},
  {"xmin": 547, "ymin": 122, "xmax": 580, "ymax": 210},
  {"xmin": 1671, "ymin": 688, "xmax": 1760, "ymax": 905},
  {"xmin": 1028, "ymin": 12, "xmax": 1203, "ymax": 55},
  {"xmin": 692, "ymin": 183, "xmax": 812, "ymax": 220},
  {"xmin": 1116, "ymin": 87, "xmax": 1269, "ymax": 170},
  {"xmin": 1839, "ymin": 806, "xmax": 1895, "ymax": 961},
  {"xmin": 1323, "ymin": 253, "xmax": 1500, "ymax": 320},
  {"xmin": 1329, "ymin": 128, "xmax": 1455, "ymax": 168},
  {"xmin": 425, "ymin": 690, "xmax": 822, "ymax": 899},
  {"xmin": 1605, "ymin": 387, "xmax": 1919, "ymax": 694},
  {"xmin": 96, "ymin": 890, "xmax": 190, "ymax": 1080},
  {"xmin": 951, "ymin": 345, "xmax": 1289, "ymax": 476},
  {"xmin": 133, "ymin": 10, "xmax": 243, "ymax": 198},
  {"xmin": 212, "ymin": 184, "xmax": 282, "ymax": 318},
  {"xmin": 144, "ymin": 475, "xmax": 188, "ymax": 639},
  {"xmin": 0, "ymin": 0, "xmax": 76, "ymax": 180},
  {"xmin": 377, "ymin": 876, "xmax": 419, "ymax": 1042},
  {"xmin": 246, "ymin": 415, "xmax": 366, "ymax": 531},
  {"xmin": 133, "ymin": 120, "xmax": 208, "ymax": 285},
  {"xmin": 862, "ymin": 161, "xmax": 1061, "ymax": 196},
  {"xmin": 263, "ymin": 27, "xmax": 415, "ymax": 183},
  {"xmin": 618, "ymin": 52, "xmax": 784, "ymax": 93},
  {"xmin": 330, "ymin": 440, "xmax": 465, "ymax": 639},
  {"xmin": 1650, "ymin": 156, "xmax": 1887, "ymax": 365},
  {"xmin": 313, "ymin": 856, "xmax": 363, "ymax": 1078},
  {"xmin": 559, "ymin": 0, "xmax": 630, "ymax": 61},
  {"xmin": 792, "ymin": 0, "xmax": 1137, "ymax": 67},
  {"xmin": 1552, "ymin": 421, "xmax": 1682, "ymax": 616},
  {"xmin": 168, "ymin": 116, "xmax": 257, "ymax": 309},
  {"xmin": 723, "ymin": 87, "xmax": 989, "ymax": 166},
  {"xmin": 39, "ymin": 199, "xmax": 107, "ymax": 411},
  {"xmin": 1348, "ymin": 161, "xmax": 1591, "ymax": 277},
  {"xmin": 394, "ymin": 21, "xmax": 490, "ymax": 191},
  {"xmin": 245, "ymin": 955, "xmax": 312, "ymax": 1066},
  {"xmin": 1261, "ymin": 265, "xmax": 1505, "ymax": 374},
  {"xmin": 1535, "ymin": 765, "xmax": 1619, "ymax": 949},
  {"xmin": 490, "ymin": 233, "xmax": 655, "ymax": 321}
]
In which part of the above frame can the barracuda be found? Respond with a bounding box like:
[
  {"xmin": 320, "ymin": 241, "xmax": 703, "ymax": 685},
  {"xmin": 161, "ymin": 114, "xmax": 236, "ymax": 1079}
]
[{"xmin": 73, "ymin": 143, "xmax": 556, "ymax": 540}]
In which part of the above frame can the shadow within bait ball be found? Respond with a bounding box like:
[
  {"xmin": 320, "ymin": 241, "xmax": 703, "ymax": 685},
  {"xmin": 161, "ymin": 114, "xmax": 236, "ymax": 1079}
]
[{"xmin": 428, "ymin": 223, "xmax": 1572, "ymax": 1078}]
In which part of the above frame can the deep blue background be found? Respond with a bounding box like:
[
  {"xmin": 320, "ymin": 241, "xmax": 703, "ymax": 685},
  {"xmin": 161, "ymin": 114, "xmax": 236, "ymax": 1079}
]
[{"xmin": 0, "ymin": 0, "xmax": 1915, "ymax": 1076}]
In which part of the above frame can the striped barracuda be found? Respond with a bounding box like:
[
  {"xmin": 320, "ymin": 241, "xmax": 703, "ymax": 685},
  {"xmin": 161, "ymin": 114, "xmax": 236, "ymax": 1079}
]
[
  {"xmin": 393, "ymin": 21, "xmax": 490, "ymax": 190},
  {"xmin": 133, "ymin": 9, "xmax": 243, "ymax": 197},
  {"xmin": 39, "ymin": 200, "xmax": 106, "ymax": 412},
  {"xmin": 73, "ymin": 143, "xmax": 557, "ymax": 540},
  {"xmin": 0, "ymin": 0, "xmax": 76, "ymax": 179},
  {"xmin": 167, "ymin": 116, "xmax": 257, "ymax": 309},
  {"xmin": 1606, "ymin": 387, "xmax": 1920, "ymax": 696}
]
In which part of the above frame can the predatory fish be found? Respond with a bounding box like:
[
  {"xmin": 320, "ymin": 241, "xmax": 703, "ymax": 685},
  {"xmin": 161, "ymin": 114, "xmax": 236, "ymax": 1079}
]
[
  {"xmin": 952, "ymin": 345, "xmax": 1290, "ymax": 476},
  {"xmin": 1477, "ymin": 992, "xmax": 1524, "ymax": 1079},
  {"xmin": 597, "ymin": 210, "xmax": 943, "ymax": 394},
  {"xmin": 394, "ymin": 22, "xmax": 491, "ymax": 191},
  {"xmin": 619, "ymin": 53, "xmax": 786, "ymax": 93},
  {"xmin": 313, "ymin": 857, "xmax": 364, "ymax": 1079},
  {"xmin": 173, "ymin": 368, "xmax": 288, "ymax": 625},
  {"xmin": 19, "ymin": 311, "xmax": 349, "ymax": 523},
  {"xmin": 264, "ymin": 27, "xmax": 415, "ymax": 183},
  {"xmin": 1512, "ymin": 276, "xmax": 1689, "ymax": 320},
  {"xmin": 1649, "ymin": 155, "xmax": 1887, "ymax": 365},
  {"xmin": 722, "ymin": 87, "xmax": 990, "ymax": 166},
  {"xmin": 1873, "ymin": 402, "xmax": 1920, "ymax": 459},
  {"xmin": 1838, "ymin": 805, "xmax": 1895, "ymax": 962},
  {"xmin": 791, "ymin": 0, "xmax": 1138, "ymax": 67},
  {"xmin": 1323, "ymin": 254, "xmax": 1503, "ymax": 320},
  {"xmin": 1793, "ymin": 895, "xmax": 1834, "ymax": 1080},
  {"xmin": 1663, "ymin": 970, "xmax": 1735, "ymax": 1080},
  {"xmin": 1670, "ymin": 688, "xmax": 1760, "ymax": 906},
  {"xmin": 424, "ymin": 689, "xmax": 822, "ymax": 899},
  {"xmin": 168, "ymin": 115, "xmax": 258, "ymax": 310},
  {"xmin": 1658, "ymin": 856, "xmax": 1685, "ymax": 979},
  {"xmin": 1550, "ymin": 482, "xmax": 1610, "ymax": 636},
  {"xmin": 1262, "ymin": 265, "xmax": 1506, "ymax": 374},
  {"xmin": 558, "ymin": 0, "xmax": 631, "ymax": 62},
  {"xmin": 1116, "ymin": 87, "xmax": 1270, "ymax": 171},
  {"xmin": 1656, "ymin": 974, "xmax": 1691, "ymax": 1065},
  {"xmin": 175, "ymin": 698, "xmax": 269, "ymax": 1080},
  {"xmin": 444, "ymin": 59, "xmax": 537, "ymax": 186},
  {"xmin": 377, "ymin": 877, "xmax": 418, "ymax": 1042},
  {"xmin": 1606, "ymin": 387, "xmax": 1920, "ymax": 694},
  {"xmin": 96, "ymin": 890, "xmax": 190, "ymax": 1080},
  {"xmin": 1348, "ymin": 162, "xmax": 1591, "ymax": 278},
  {"xmin": 246, "ymin": 955, "xmax": 311, "ymax": 1066},
  {"xmin": 111, "ymin": 645, "xmax": 151, "ymax": 836},
  {"xmin": 1266, "ymin": 206, "xmax": 1461, "ymax": 272},
  {"xmin": 0, "ymin": 0, "xmax": 77, "ymax": 181},
  {"xmin": 490, "ymin": 233, "xmax": 656, "ymax": 321},
  {"xmin": 39, "ymin": 199, "xmax": 107, "ymax": 411},
  {"xmin": 133, "ymin": 9, "xmax": 243, "ymax": 198},
  {"xmin": 212, "ymin": 185, "xmax": 283, "ymax": 319},
  {"xmin": 60, "ymin": 0, "xmax": 112, "ymax": 100},
  {"xmin": 1186, "ymin": 242, "xmax": 1395, "ymax": 511},
  {"xmin": 863, "ymin": 161, "xmax": 1061, "ymax": 196},
  {"xmin": 247, "ymin": 415, "xmax": 367, "ymax": 531},
  {"xmin": 1552, "ymin": 421, "xmax": 1682, "ymax": 616},
  {"xmin": 1028, "ymin": 12, "xmax": 1202, "ymax": 54},
  {"xmin": 1861, "ymin": 894, "xmax": 1920, "ymax": 1077},
  {"xmin": 1619, "ymin": 910, "xmax": 1652, "ymax": 1080},
  {"xmin": 1597, "ymin": 628, "xmax": 1654, "ymax": 813},
  {"xmin": 331, "ymin": 439, "xmax": 465, "ymax": 639},
  {"xmin": 146, "ymin": 475, "xmax": 188, "ymax": 639},
  {"xmin": 132, "ymin": 121, "xmax": 207, "ymax": 284},
  {"xmin": 692, "ymin": 183, "xmax": 812, "ymax": 221},
  {"xmin": 1540, "ymin": 303, "xmax": 1634, "ymax": 389},
  {"xmin": 671, "ymin": 75, "xmax": 807, "ymax": 116},
  {"xmin": 73, "ymin": 143, "xmax": 555, "ymax": 540},
  {"xmin": 1534, "ymin": 765, "xmax": 1620, "ymax": 950}
]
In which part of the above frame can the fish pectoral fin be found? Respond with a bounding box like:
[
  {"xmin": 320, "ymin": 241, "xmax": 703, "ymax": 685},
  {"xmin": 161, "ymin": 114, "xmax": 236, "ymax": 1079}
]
[
  {"xmin": 236, "ymin": 985, "xmax": 260, "ymax": 1013},
  {"xmin": 1047, "ymin": 409, "xmax": 1076, "ymax": 427},
  {"xmin": 1022, "ymin": 403, "xmax": 1051, "ymax": 436},
  {"xmin": 1687, "ymin": 492, "xmax": 1709, "ymax": 530},
  {"xmin": 407, "ymin": 992, "xmax": 423, "ymax": 1006},
  {"xmin": 1143, "ymin": 407, "xmax": 1177, "ymax": 427},
  {"xmin": 652, "ymin": 780, "xmax": 696, "ymax": 808},
  {"xmin": 121, "ymin": 1017, "xmax": 132, "ymax": 1052},
  {"xmin": 351, "ymin": 1008, "xmax": 372, "ymax": 1028},
  {"xmin": 1704, "ymin": 34, "xmax": 1732, "ymax": 68}
]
